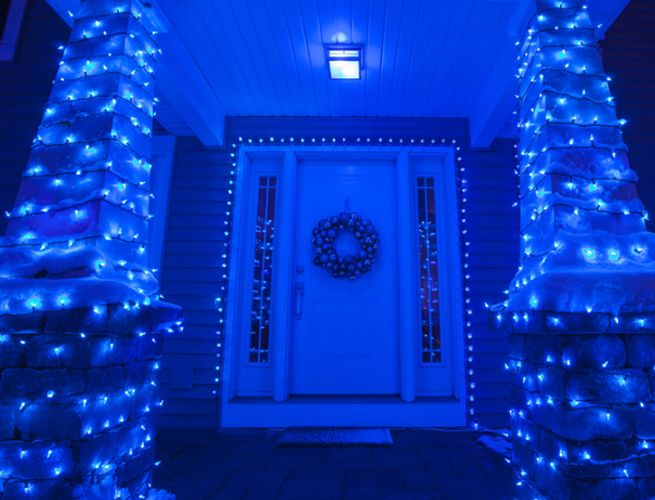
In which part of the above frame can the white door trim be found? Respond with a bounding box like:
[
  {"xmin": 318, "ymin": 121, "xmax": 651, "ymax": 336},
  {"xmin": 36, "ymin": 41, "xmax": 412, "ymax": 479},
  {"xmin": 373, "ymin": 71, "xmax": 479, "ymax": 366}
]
[{"xmin": 223, "ymin": 145, "xmax": 466, "ymax": 427}]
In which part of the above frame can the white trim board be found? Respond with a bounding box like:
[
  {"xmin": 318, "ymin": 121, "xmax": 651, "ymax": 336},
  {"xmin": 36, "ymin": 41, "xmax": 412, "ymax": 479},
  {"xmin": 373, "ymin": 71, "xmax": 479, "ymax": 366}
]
[{"xmin": 222, "ymin": 398, "xmax": 467, "ymax": 428}]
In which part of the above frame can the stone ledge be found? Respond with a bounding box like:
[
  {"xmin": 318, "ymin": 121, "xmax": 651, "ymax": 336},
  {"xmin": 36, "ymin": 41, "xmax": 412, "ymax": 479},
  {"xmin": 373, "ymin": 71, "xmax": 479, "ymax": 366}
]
[
  {"xmin": 492, "ymin": 310, "xmax": 655, "ymax": 335},
  {"xmin": 0, "ymin": 299, "xmax": 182, "ymax": 336}
]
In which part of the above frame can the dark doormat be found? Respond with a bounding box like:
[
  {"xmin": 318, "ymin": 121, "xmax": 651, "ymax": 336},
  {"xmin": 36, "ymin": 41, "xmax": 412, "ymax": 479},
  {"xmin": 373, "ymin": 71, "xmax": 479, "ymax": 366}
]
[{"xmin": 277, "ymin": 428, "xmax": 393, "ymax": 446}]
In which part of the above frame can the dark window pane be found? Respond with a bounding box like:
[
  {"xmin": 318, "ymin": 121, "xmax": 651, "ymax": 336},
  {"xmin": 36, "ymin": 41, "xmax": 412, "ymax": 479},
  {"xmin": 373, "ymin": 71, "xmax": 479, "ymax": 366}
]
[
  {"xmin": 248, "ymin": 176, "xmax": 277, "ymax": 363},
  {"xmin": 416, "ymin": 176, "xmax": 441, "ymax": 363}
]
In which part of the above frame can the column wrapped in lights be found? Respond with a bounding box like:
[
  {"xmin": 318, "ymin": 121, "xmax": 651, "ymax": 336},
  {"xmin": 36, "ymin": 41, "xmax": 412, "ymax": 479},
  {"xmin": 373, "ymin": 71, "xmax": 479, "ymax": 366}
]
[
  {"xmin": 0, "ymin": 0, "xmax": 181, "ymax": 497},
  {"xmin": 494, "ymin": 0, "xmax": 655, "ymax": 497}
]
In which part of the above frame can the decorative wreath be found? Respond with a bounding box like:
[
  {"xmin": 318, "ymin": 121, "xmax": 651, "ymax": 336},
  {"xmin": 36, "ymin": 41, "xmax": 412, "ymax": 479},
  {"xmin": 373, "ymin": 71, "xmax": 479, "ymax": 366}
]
[{"xmin": 311, "ymin": 212, "xmax": 380, "ymax": 279}]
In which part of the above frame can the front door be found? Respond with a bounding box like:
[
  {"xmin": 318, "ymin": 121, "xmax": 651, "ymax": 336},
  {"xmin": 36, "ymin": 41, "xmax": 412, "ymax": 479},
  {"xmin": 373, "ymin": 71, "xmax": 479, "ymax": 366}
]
[
  {"xmin": 224, "ymin": 146, "xmax": 466, "ymax": 427},
  {"xmin": 291, "ymin": 157, "xmax": 399, "ymax": 395}
]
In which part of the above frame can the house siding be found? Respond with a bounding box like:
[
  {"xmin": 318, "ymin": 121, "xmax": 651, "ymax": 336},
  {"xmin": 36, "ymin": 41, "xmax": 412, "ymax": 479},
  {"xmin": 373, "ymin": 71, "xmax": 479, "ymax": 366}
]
[
  {"xmin": 158, "ymin": 117, "xmax": 519, "ymax": 428},
  {"xmin": 0, "ymin": 0, "xmax": 70, "ymax": 235}
]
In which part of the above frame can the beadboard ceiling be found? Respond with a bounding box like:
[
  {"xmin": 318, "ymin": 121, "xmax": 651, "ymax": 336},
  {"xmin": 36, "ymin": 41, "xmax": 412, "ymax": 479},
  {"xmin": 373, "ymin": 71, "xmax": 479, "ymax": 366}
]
[{"xmin": 48, "ymin": 0, "xmax": 629, "ymax": 147}]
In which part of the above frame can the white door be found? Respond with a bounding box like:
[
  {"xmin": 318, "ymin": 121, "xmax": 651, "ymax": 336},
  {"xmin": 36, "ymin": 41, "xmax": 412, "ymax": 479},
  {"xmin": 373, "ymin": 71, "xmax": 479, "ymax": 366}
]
[
  {"xmin": 224, "ymin": 147, "xmax": 465, "ymax": 427},
  {"xmin": 290, "ymin": 157, "xmax": 399, "ymax": 395}
]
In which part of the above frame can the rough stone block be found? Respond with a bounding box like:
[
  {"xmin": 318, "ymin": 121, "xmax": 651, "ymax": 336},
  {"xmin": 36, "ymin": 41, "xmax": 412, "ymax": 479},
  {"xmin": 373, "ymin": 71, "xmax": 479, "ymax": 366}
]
[
  {"xmin": 515, "ymin": 480, "xmax": 547, "ymax": 500},
  {"xmin": 43, "ymin": 307, "xmax": 93, "ymax": 334},
  {"xmin": 77, "ymin": 427, "xmax": 122, "ymax": 472},
  {"xmin": 612, "ymin": 313, "xmax": 655, "ymax": 334},
  {"xmin": 86, "ymin": 365, "xmax": 126, "ymax": 392},
  {"xmin": 508, "ymin": 334, "xmax": 525, "ymax": 360},
  {"xmin": 90, "ymin": 336, "xmax": 136, "ymax": 367},
  {"xmin": 0, "ymin": 336, "xmax": 26, "ymax": 367},
  {"xmin": 530, "ymin": 405, "xmax": 633, "ymax": 441},
  {"xmin": 2, "ymin": 478, "xmax": 78, "ymax": 498},
  {"xmin": 530, "ymin": 366, "xmax": 565, "ymax": 395},
  {"xmin": 8, "ymin": 440, "xmax": 74, "ymax": 480},
  {"xmin": 532, "ymin": 462, "xmax": 570, "ymax": 499},
  {"xmin": 566, "ymin": 454, "xmax": 655, "ymax": 479},
  {"xmin": 0, "ymin": 312, "xmax": 43, "ymax": 333},
  {"xmin": 512, "ymin": 439, "xmax": 535, "ymax": 479},
  {"xmin": 85, "ymin": 391, "xmax": 133, "ymax": 433},
  {"xmin": 16, "ymin": 402, "xmax": 84, "ymax": 440},
  {"xmin": 522, "ymin": 335, "xmax": 563, "ymax": 365},
  {"xmin": 561, "ymin": 335, "xmax": 625, "ymax": 369},
  {"xmin": 0, "ymin": 368, "xmax": 85, "ymax": 397},
  {"xmin": 566, "ymin": 438, "xmax": 635, "ymax": 463},
  {"xmin": 565, "ymin": 369, "xmax": 650, "ymax": 404},
  {"xmin": 625, "ymin": 335, "xmax": 655, "ymax": 368},
  {"xmin": 0, "ymin": 402, "xmax": 17, "ymax": 440},
  {"xmin": 107, "ymin": 305, "xmax": 150, "ymax": 335},
  {"xmin": 639, "ymin": 478, "xmax": 655, "ymax": 498},
  {"xmin": 633, "ymin": 406, "xmax": 655, "ymax": 439},
  {"xmin": 136, "ymin": 333, "xmax": 164, "ymax": 361},
  {"xmin": 537, "ymin": 426, "xmax": 568, "ymax": 460},
  {"xmin": 117, "ymin": 445, "xmax": 154, "ymax": 485},
  {"xmin": 130, "ymin": 383, "xmax": 157, "ymax": 420},
  {"xmin": 125, "ymin": 361, "xmax": 153, "ymax": 387},
  {"xmin": 517, "ymin": 311, "xmax": 610, "ymax": 335},
  {"xmin": 24, "ymin": 336, "xmax": 92, "ymax": 368},
  {"xmin": 565, "ymin": 477, "xmax": 638, "ymax": 500}
]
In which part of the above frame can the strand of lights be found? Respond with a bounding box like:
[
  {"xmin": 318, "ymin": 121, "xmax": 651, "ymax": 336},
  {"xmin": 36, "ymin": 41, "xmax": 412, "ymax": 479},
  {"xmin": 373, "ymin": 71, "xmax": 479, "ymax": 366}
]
[{"xmin": 211, "ymin": 135, "xmax": 477, "ymax": 427}]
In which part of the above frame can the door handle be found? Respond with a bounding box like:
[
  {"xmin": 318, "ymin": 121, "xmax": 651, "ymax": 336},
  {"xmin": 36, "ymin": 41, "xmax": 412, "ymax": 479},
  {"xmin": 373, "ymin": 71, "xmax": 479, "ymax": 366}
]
[{"xmin": 295, "ymin": 282, "xmax": 304, "ymax": 318}]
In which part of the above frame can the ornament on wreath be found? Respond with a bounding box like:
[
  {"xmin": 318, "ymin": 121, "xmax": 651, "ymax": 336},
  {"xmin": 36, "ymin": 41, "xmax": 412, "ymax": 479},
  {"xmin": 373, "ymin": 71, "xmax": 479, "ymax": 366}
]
[{"xmin": 311, "ymin": 211, "xmax": 380, "ymax": 279}]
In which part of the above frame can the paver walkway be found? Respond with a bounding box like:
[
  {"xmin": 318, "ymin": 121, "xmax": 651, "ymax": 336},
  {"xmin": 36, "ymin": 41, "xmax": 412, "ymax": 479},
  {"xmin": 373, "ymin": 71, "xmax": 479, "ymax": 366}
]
[{"xmin": 154, "ymin": 428, "xmax": 517, "ymax": 499}]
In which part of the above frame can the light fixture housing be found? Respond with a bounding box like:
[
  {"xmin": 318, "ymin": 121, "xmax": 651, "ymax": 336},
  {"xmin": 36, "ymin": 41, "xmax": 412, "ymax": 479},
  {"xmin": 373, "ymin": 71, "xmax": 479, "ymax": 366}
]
[{"xmin": 326, "ymin": 46, "xmax": 363, "ymax": 80}]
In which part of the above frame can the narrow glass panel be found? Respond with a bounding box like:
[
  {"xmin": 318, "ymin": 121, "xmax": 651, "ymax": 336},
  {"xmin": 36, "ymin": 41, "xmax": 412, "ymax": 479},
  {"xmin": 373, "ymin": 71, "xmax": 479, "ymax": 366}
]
[
  {"xmin": 416, "ymin": 176, "xmax": 441, "ymax": 363},
  {"xmin": 248, "ymin": 176, "xmax": 277, "ymax": 363}
]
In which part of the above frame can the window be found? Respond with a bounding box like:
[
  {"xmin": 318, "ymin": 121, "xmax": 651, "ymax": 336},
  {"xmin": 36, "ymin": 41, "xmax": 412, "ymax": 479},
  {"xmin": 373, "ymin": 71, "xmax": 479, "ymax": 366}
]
[
  {"xmin": 416, "ymin": 176, "xmax": 441, "ymax": 363},
  {"xmin": 248, "ymin": 176, "xmax": 277, "ymax": 363}
]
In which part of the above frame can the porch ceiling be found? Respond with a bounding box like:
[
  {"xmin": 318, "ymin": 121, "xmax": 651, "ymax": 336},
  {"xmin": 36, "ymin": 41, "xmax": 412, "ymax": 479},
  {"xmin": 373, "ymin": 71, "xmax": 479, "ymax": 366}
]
[{"xmin": 47, "ymin": 0, "xmax": 629, "ymax": 147}]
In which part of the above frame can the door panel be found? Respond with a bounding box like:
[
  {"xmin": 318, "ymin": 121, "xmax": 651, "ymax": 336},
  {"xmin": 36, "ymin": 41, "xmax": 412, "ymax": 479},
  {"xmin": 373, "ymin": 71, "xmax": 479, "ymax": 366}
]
[{"xmin": 290, "ymin": 157, "xmax": 399, "ymax": 395}]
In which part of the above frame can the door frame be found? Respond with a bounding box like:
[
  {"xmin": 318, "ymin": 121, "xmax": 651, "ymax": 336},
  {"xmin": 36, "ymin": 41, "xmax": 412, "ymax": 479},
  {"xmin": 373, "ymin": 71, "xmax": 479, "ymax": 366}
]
[{"xmin": 222, "ymin": 145, "xmax": 466, "ymax": 427}]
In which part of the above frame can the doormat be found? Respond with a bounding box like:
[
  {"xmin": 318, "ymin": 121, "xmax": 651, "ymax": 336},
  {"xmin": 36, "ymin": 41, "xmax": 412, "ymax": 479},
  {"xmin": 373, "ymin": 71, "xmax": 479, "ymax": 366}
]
[{"xmin": 277, "ymin": 428, "xmax": 393, "ymax": 447}]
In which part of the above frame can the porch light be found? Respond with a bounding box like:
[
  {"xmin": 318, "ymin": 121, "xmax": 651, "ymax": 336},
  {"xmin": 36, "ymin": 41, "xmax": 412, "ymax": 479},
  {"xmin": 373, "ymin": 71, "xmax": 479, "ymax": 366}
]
[{"xmin": 326, "ymin": 46, "xmax": 362, "ymax": 80}]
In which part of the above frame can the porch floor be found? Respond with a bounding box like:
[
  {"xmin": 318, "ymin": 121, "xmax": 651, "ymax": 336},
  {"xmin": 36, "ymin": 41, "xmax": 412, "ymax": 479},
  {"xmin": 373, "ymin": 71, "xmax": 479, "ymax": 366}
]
[{"xmin": 154, "ymin": 428, "xmax": 517, "ymax": 499}]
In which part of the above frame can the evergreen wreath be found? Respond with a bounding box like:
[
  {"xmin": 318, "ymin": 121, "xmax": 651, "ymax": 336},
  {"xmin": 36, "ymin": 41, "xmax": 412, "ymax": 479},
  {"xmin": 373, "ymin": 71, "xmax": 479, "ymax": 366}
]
[{"xmin": 311, "ymin": 212, "xmax": 380, "ymax": 279}]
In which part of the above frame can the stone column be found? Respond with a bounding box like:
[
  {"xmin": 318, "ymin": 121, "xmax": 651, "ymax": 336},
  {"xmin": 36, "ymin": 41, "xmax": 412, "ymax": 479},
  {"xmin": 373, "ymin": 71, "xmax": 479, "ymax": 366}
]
[
  {"xmin": 0, "ymin": 1, "xmax": 180, "ymax": 497},
  {"xmin": 495, "ymin": 0, "xmax": 655, "ymax": 497}
]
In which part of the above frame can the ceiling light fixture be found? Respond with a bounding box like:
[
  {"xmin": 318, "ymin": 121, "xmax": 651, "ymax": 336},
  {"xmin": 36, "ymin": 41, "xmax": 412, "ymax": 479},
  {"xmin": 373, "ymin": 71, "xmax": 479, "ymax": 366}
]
[{"xmin": 326, "ymin": 46, "xmax": 362, "ymax": 80}]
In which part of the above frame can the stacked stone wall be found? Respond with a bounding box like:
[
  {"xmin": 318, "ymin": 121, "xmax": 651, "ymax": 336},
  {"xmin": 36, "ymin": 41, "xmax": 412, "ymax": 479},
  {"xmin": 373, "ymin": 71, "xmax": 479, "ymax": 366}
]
[
  {"xmin": 501, "ymin": 311, "xmax": 655, "ymax": 498},
  {"xmin": 0, "ymin": 301, "xmax": 180, "ymax": 497}
]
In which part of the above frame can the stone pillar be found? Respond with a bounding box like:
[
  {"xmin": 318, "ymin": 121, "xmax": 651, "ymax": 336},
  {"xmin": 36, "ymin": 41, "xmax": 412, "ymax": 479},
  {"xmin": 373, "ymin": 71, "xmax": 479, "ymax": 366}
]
[
  {"xmin": 495, "ymin": 0, "xmax": 655, "ymax": 497},
  {"xmin": 0, "ymin": 1, "xmax": 181, "ymax": 497}
]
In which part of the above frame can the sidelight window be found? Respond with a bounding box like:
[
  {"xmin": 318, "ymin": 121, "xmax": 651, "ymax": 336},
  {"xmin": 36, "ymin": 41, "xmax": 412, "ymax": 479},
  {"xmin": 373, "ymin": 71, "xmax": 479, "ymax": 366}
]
[
  {"xmin": 416, "ymin": 176, "xmax": 441, "ymax": 363},
  {"xmin": 248, "ymin": 176, "xmax": 277, "ymax": 363}
]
